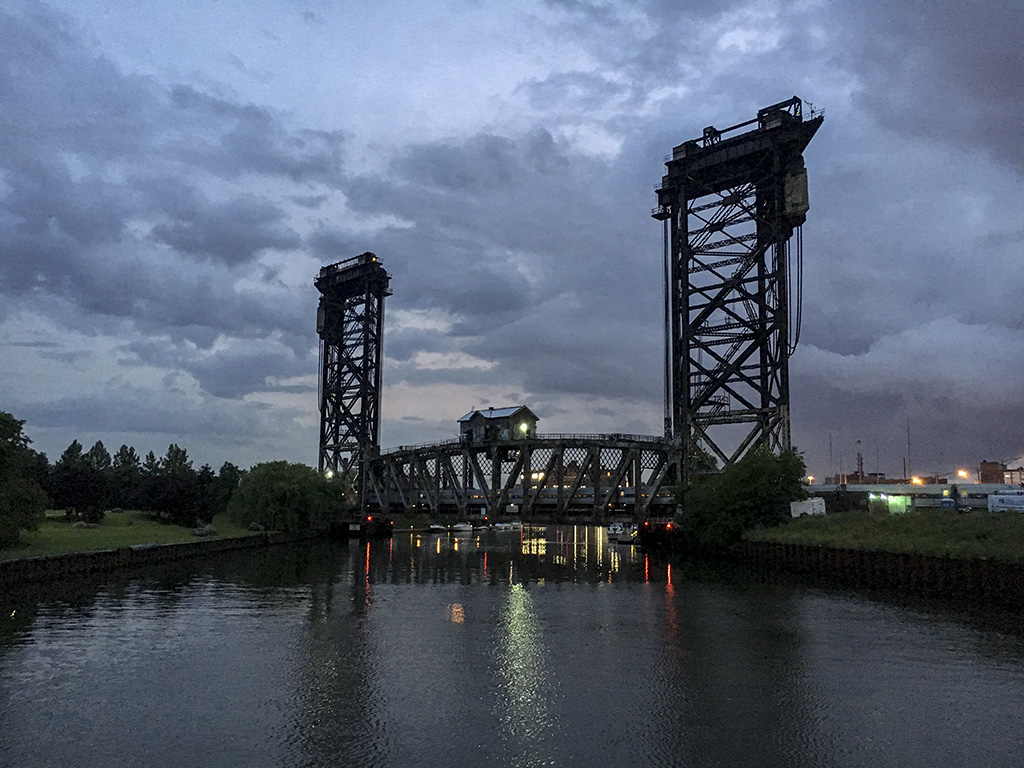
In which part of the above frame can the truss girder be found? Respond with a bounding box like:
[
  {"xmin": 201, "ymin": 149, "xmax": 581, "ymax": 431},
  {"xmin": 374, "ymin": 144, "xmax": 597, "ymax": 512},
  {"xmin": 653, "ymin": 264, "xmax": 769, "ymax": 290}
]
[
  {"xmin": 315, "ymin": 255, "xmax": 392, "ymax": 497},
  {"xmin": 366, "ymin": 437, "xmax": 681, "ymax": 519},
  {"xmin": 655, "ymin": 100, "xmax": 822, "ymax": 483}
]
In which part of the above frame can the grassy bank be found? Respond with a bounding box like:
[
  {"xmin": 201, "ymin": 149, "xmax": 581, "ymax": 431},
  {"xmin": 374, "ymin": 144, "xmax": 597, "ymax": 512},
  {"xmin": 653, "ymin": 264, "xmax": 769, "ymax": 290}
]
[
  {"xmin": 745, "ymin": 509, "xmax": 1024, "ymax": 563},
  {"xmin": 1, "ymin": 510, "xmax": 254, "ymax": 561}
]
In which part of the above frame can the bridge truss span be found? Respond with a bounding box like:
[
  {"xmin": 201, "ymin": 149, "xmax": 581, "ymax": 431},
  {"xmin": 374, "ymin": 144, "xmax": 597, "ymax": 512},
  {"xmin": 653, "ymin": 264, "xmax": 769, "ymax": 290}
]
[{"xmin": 365, "ymin": 435, "xmax": 680, "ymax": 519}]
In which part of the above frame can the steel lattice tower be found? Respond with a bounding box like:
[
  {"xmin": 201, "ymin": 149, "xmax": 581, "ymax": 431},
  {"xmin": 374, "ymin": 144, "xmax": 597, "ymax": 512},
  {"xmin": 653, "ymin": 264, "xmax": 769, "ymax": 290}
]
[
  {"xmin": 653, "ymin": 97, "xmax": 822, "ymax": 483},
  {"xmin": 315, "ymin": 253, "xmax": 391, "ymax": 489}
]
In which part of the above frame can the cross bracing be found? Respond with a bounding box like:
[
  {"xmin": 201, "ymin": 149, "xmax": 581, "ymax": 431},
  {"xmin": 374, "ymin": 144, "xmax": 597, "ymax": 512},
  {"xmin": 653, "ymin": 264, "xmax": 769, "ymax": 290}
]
[
  {"xmin": 315, "ymin": 253, "xmax": 391, "ymax": 492},
  {"xmin": 653, "ymin": 96, "xmax": 822, "ymax": 483},
  {"xmin": 365, "ymin": 435, "xmax": 680, "ymax": 519}
]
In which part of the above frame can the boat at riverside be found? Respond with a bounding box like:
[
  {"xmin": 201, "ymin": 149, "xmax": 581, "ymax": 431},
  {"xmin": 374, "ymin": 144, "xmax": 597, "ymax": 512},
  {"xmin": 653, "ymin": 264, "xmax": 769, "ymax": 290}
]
[{"xmin": 606, "ymin": 522, "xmax": 637, "ymax": 544}]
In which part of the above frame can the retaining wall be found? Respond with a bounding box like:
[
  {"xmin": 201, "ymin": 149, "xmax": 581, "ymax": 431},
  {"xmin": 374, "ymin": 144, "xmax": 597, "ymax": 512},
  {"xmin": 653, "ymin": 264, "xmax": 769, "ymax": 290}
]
[
  {"xmin": 736, "ymin": 540, "xmax": 1024, "ymax": 608},
  {"xmin": 0, "ymin": 532, "xmax": 307, "ymax": 587}
]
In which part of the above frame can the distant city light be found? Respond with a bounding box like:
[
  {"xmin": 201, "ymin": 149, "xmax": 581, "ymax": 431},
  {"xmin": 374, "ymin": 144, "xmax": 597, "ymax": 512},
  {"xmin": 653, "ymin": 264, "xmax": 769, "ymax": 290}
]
[
  {"xmin": 911, "ymin": 476, "xmax": 923, "ymax": 485},
  {"xmin": 957, "ymin": 469, "xmax": 969, "ymax": 479},
  {"xmin": 324, "ymin": 469, "xmax": 334, "ymax": 480},
  {"xmin": 806, "ymin": 475, "xmax": 814, "ymax": 484}
]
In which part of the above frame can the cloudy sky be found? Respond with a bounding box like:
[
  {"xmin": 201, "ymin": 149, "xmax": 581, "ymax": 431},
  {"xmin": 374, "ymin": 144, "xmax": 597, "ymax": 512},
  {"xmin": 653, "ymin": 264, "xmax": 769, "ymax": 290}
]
[{"xmin": 2, "ymin": 0, "xmax": 1022, "ymax": 481}]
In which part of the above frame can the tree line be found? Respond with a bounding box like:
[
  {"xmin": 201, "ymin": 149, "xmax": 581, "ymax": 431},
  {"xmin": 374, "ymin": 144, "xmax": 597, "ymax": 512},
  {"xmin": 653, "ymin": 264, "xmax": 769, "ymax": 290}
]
[
  {"xmin": 1, "ymin": 410, "xmax": 350, "ymax": 548},
  {"xmin": 48, "ymin": 438, "xmax": 246, "ymax": 528}
]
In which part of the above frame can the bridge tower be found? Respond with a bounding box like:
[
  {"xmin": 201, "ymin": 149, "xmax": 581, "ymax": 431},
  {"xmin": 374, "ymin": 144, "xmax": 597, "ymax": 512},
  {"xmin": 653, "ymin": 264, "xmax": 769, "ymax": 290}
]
[
  {"xmin": 653, "ymin": 97, "xmax": 822, "ymax": 484},
  {"xmin": 315, "ymin": 253, "xmax": 391, "ymax": 495}
]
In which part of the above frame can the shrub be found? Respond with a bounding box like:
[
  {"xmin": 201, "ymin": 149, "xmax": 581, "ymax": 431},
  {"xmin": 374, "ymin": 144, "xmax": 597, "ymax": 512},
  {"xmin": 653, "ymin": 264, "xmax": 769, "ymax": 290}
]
[
  {"xmin": 676, "ymin": 447, "xmax": 807, "ymax": 552},
  {"xmin": 227, "ymin": 462, "xmax": 346, "ymax": 533}
]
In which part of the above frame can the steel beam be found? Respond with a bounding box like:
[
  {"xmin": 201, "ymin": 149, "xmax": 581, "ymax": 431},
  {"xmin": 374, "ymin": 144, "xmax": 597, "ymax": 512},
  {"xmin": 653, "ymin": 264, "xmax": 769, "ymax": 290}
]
[
  {"xmin": 365, "ymin": 436, "xmax": 680, "ymax": 519},
  {"xmin": 315, "ymin": 252, "xmax": 391, "ymax": 498},
  {"xmin": 654, "ymin": 96, "xmax": 822, "ymax": 484}
]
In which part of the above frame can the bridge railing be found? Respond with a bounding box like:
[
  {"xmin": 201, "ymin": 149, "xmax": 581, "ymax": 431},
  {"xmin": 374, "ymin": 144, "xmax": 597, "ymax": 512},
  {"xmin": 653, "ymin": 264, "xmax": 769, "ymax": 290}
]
[{"xmin": 377, "ymin": 432, "xmax": 670, "ymax": 457}]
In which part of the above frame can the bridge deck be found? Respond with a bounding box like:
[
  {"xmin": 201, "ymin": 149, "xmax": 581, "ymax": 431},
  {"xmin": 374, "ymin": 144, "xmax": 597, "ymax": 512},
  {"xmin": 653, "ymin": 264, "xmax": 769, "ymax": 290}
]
[{"xmin": 367, "ymin": 435, "xmax": 681, "ymax": 519}]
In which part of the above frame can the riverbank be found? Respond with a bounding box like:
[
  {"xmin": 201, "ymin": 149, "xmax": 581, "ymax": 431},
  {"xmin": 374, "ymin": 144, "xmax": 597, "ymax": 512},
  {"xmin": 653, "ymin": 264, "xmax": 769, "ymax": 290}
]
[
  {"xmin": 1, "ymin": 509, "xmax": 254, "ymax": 561},
  {"xmin": 0, "ymin": 528, "xmax": 310, "ymax": 587},
  {"xmin": 744, "ymin": 508, "xmax": 1024, "ymax": 563},
  {"xmin": 735, "ymin": 509, "xmax": 1024, "ymax": 608},
  {"xmin": 736, "ymin": 540, "xmax": 1024, "ymax": 609}
]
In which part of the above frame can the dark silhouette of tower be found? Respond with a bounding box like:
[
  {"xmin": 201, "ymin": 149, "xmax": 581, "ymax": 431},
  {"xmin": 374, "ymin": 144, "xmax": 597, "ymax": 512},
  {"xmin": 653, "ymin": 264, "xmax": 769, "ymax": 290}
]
[
  {"xmin": 315, "ymin": 253, "xmax": 391, "ymax": 494},
  {"xmin": 653, "ymin": 97, "xmax": 822, "ymax": 483}
]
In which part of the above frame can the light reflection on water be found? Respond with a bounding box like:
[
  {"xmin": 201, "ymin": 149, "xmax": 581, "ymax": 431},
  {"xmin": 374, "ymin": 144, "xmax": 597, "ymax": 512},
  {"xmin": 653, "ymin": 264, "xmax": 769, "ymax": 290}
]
[{"xmin": 2, "ymin": 526, "xmax": 1024, "ymax": 767}]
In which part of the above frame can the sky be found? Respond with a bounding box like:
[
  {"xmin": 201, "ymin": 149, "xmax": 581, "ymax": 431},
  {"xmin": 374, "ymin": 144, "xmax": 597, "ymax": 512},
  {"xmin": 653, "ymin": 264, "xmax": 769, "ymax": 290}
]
[{"xmin": 2, "ymin": 0, "xmax": 1022, "ymax": 481}]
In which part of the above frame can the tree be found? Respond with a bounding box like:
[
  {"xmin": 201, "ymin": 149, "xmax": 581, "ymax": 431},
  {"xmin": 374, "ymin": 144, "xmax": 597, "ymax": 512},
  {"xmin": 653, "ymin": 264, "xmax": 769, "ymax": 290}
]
[
  {"xmin": 142, "ymin": 450, "xmax": 161, "ymax": 475},
  {"xmin": 58, "ymin": 439, "xmax": 84, "ymax": 467},
  {"xmin": 51, "ymin": 438, "xmax": 109, "ymax": 522},
  {"xmin": 675, "ymin": 447, "xmax": 807, "ymax": 552},
  {"xmin": 163, "ymin": 444, "xmax": 192, "ymax": 474},
  {"xmin": 228, "ymin": 462, "xmax": 343, "ymax": 533},
  {"xmin": 138, "ymin": 444, "xmax": 202, "ymax": 527},
  {"xmin": 0, "ymin": 412, "xmax": 49, "ymax": 547},
  {"xmin": 195, "ymin": 464, "xmax": 216, "ymax": 524},
  {"xmin": 84, "ymin": 440, "xmax": 112, "ymax": 474},
  {"xmin": 211, "ymin": 461, "xmax": 246, "ymax": 516},
  {"xmin": 111, "ymin": 444, "xmax": 142, "ymax": 508}
]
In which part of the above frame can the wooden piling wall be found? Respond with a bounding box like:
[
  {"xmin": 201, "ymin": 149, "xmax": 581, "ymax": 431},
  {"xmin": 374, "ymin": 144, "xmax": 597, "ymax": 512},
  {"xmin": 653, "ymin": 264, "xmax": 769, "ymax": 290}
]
[{"xmin": 736, "ymin": 541, "xmax": 1024, "ymax": 608}]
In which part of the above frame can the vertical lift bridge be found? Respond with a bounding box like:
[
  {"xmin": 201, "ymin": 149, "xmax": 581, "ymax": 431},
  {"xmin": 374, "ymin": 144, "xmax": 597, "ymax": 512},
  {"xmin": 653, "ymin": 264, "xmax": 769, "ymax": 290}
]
[
  {"xmin": 653, "ymin": 96, "xmax": 822, "ymax": 484},
  {"xmin": 315, "ymin": 252, "xmax": 391, "ymax": 497}
]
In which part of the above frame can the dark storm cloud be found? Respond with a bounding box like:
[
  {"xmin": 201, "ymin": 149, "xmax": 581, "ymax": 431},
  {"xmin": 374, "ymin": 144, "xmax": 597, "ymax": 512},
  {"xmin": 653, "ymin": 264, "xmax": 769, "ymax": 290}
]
[
  {"xmin": 346, "ymin": 127, "xmax": 651, "ymax": 323},
  {"xmin": 840, "ymin": 0, "xmax": 1024, "ymax": 174},
  {"xmin": 306, "ymin": 227, "xmax": 358, "ymax": 262},
  {"xmin": 5, "ymin": 0, "xmax": 1021, "ymax": 474},
  {"xmin": 167, "ymin": 85, "xmax": 346, "ymax": 184},
  {"xmin": 125, "ymin": 338, "xmax": 308, "ymax": 399},
  {"xmin": 150, "ymin": 195, "xmax": 300, "ymax": 265},
  {"xmin": 0, "ymin": 4, "xmax": 340, "ymax": 358},
  {"xmin": 13, "ymin": 386, "xmax": 301, "ymax": 442},
  {"xmin": 466, "ymin": 307, "xmax": 662, "ymax": 402}
]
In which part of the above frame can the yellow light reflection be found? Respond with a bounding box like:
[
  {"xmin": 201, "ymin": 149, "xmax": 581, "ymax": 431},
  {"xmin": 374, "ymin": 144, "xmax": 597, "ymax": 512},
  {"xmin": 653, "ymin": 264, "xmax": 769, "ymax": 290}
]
[
  {"xmin": 446, "ymin": 603, "xmax": 465, "ymax": 623},
  {"xmin": 498, "ymin": 583, "xmax": 553, "ymax": 747}
]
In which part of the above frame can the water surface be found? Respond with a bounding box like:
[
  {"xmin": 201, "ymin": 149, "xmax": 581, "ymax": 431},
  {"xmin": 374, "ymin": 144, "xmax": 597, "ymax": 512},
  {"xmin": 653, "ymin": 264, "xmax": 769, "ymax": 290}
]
[{"xmin": 2, "ymin": 526, "xmax": 1023, "ymax": 767}]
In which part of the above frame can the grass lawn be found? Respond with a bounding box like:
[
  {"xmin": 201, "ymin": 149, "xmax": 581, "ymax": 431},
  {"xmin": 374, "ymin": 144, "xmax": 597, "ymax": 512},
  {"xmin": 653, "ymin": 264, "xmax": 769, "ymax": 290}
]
[
  {"xmin": 745, "ymin": 509, "xmax": 1024, "ymax": 563},
  {"xmin": 1, "ymin": 510, "xmax": 255, "ymax": 562}
]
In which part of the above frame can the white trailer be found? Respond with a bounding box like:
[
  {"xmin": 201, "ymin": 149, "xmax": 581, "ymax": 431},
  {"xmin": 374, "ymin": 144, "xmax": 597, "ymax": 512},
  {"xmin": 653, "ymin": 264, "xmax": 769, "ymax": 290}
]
[
  {"xmin": 790, "ymin": 497, "xmax": 826, "ymax": 518},
  {"xmin": 987, "ymin": 491, "xmax": 1024, "ymax": 512}
]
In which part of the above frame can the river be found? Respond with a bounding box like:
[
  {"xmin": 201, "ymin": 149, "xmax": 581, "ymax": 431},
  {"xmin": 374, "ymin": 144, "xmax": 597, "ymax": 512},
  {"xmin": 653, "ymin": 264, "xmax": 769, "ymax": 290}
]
[{"xmin": 2, "ymin": 525, "xmax": 1023, "ymax": 767}]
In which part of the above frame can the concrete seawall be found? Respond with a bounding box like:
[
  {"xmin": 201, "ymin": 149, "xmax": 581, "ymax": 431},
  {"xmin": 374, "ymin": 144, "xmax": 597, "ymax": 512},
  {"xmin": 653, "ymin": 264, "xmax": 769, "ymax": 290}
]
[
  {"xmin": 0, "ymin": 532, "xmax": 308, "ymax": 587},
  {"xmin": 736, "ymin": 540, "xmax": 1024, "ymax": 608}
]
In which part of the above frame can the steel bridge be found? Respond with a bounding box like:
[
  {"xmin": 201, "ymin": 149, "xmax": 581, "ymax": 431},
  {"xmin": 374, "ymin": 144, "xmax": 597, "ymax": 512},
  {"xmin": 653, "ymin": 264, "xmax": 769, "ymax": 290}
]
[
  {"xmin": 365, "ymin": 434, "xmax": 680, "ymax": 518},
  {"xmin": 653, "ymin": 96, "xmax": 822, "ymax": 484},
  {"xmin": 315, "ymin": 252, "xmax": 390, "ymax": 491},
  {"xmin": 316, "ymin": 98, "xmax": 821, "ymax": 518}
]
